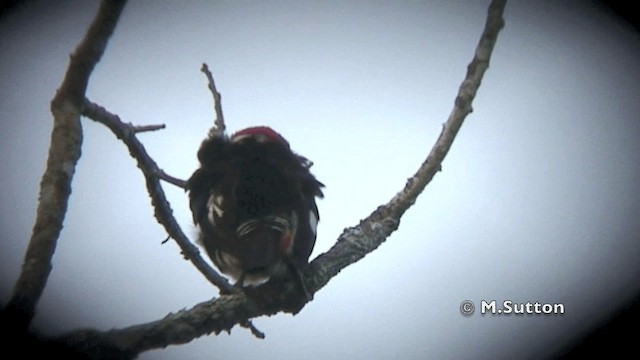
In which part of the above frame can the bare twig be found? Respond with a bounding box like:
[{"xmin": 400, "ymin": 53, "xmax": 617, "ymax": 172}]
[
  {"xmin": 3, "ymin": 0, "xmax": 128, "ymax": 330},
  {"xmin": 81, "ymin": 99, "xmax": 234, "ymax": 293},
  {"xmin": 155, "ymin": 168, "xmax": 187, "ymax": 188},
  {"xmin": 130, "ymin": 123, "xmax": 166, "ymax": 133},
  {"xmin": 55, "ymin": 0, "xmax": 507, "ymax": 356},
  {"xmin": 201, "ymin": 63, "xmax": 226, "ymax": 136},
  {"xmin": 243, "ymin": 321, "xmax": 266, "ymax": 339}
]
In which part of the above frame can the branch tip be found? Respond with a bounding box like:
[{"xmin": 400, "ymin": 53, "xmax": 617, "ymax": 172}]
[
  {"xmin": 201, "ymin": 62, "xmax": 226, "ymax": 136},
  {"xmin": 241, "ymin": 320, "xmax": 266, "ymax": 339},
  {"xmin": 131, "ymin": 123, "xmax": 166, "ymax": 133}
]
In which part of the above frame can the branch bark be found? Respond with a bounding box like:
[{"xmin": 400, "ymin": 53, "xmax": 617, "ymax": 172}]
[
  {"xmin": 53, "ymin": 0, "xmax": 507, "ymax": 357},
  {"xmin": 305, "ymin": 0, "xmax": 507, "ymax": 292},
  {"xmin": 201, "ymin": 63, "xmax": 226, "ymax": 137},
  {"xmin": 81, "ymin": 100, "xmax": 266, "ymax": 339},
  {"xmin": 81, "ymin": 100, "xmax": 232, "ymax": 292},
  {"xmin": 3, "ymin": 0, "xmax": 127, "ymax": 331}
]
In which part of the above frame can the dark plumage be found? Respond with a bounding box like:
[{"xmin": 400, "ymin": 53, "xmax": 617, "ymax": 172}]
[{"xmin": 187, "ymin": 126, "xmax": 324, "ymax": 286}]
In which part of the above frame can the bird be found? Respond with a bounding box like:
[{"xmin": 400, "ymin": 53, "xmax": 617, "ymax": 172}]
[{"xmin": 186, "ymin": 126, "xmax": 324, "ymax": 291}]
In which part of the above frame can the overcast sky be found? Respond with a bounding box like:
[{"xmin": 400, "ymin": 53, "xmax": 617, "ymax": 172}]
[{"xmin": 1, "ymin": 1, "xmax": 639, "ymax": 359}]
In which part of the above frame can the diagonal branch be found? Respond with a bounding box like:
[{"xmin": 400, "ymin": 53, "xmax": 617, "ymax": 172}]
[
  {"xmin": 304, "ymin": 0, "xmax": 507, "ymax": 293},
  {"xmin": 3, "ymin": 0, "xmax": 128, "ymax": 330},
  {"xmin": 55, "ymin": 0, "xmax": 507, "ymax": 357},
  {"xmin": 80, "ymin": 100, "xmax": 265, "ymax": 339},
  {"xmin": 81, "ymin": 99, "xmax": 233, "ymax": 293}
]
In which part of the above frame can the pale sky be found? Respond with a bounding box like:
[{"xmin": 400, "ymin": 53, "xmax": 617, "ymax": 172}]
[{"xmin": 1, "ymin": 1, "xmax": 639, "ymax": 359}]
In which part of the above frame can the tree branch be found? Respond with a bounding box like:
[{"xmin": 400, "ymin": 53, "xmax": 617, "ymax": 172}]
[
  {"xmin": 130, "ymin": 123, "xmax": 166, "ymax": 133},
  {"xmin": 81, "ymin": 99, "xmax": 233, "ymax": 292},
  {"xmin": 305, "ymin": 0, "xmax": 507, "ymax": 293},
  {"xmin": 54, "ymin": 0, "xmax": 507, "ymax": 357},
  {"xmin": 80, "ymin": 100, "xmax": 265, "ymax": 339},
  {"xmin": 3, "ymin": 0, "xmax": 127, "ymax": 330},
  {"xmin": 201, "ymin": 63, "xmax": 226, "ymax": 137}
]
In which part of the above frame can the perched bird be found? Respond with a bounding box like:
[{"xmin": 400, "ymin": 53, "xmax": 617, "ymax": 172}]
[{"xmin": 187, "ymin": 126, "xmax": 324, "ymax": 289}]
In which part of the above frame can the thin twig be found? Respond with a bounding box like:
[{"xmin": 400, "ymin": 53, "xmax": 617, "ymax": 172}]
[
  {"xmin": 81, "ymin": 99, "xmax": 234, "ymax": 293},
  {"xmin": 3, "ymin": 0, "xmax": 128, "ymax": 331},
  {"xmin": 130, "ymin": 123, "xmax": 166, "ymax": 133},
  {"xmin": 201, "ymin": 63, "xmax": 226, "ymax": 136},
  {"xmin": 154, "ymin": 168, "xmax": 187, "ymax": 188},
  {"xmin": 242, "ymin": 321, "xmax": 265, "ymax": 339}
]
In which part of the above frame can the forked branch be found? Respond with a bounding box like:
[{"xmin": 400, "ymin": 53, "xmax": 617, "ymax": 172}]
[
  {"xmin": 55, "ymin": 0, "xmax": 507, "ymax": 357},
  {"xmin": 81, "ymin": 99, "xmax": 233, "ymax": 292}
]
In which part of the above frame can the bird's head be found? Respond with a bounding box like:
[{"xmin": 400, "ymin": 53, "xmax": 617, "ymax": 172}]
[{"xmin": 230, "ymin": 126, "xmax": 290, "ymax": 148}]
